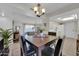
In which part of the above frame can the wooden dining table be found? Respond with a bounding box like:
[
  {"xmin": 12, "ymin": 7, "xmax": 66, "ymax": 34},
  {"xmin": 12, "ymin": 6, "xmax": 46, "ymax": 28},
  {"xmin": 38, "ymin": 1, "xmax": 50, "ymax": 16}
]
[{"xmin": 25, "ymin": 35, "xmax": 56, "ymax": 56}]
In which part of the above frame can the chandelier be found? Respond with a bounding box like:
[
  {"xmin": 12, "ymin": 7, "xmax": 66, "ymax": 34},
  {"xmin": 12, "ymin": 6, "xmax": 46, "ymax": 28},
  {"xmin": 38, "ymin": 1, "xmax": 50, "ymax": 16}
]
[{"xmin": 32, "ymin": 3, "xmax": 45, "ymax": 17}]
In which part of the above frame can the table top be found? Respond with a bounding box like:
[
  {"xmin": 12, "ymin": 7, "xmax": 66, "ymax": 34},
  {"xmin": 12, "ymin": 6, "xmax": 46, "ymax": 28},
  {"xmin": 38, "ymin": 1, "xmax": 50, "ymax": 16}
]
[{"xmin": 25, "ymin": 35, "xmax": 56, "ymax": 47}]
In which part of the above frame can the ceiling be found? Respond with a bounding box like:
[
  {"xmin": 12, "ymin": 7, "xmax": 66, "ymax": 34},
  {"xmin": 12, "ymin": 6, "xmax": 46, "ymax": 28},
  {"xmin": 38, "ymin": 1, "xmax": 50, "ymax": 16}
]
[{"xmin": 0, "ymin": 3, "xmax": 79, "ymax": 23}]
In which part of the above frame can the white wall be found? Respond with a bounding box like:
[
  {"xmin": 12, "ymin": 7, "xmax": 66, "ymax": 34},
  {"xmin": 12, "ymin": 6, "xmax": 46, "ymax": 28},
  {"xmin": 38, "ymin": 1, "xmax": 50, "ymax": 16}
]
[
  {"xmin": 64, "ymin": 21, "xmax": 77, "ymax": 39},
  {"xmin": 0, "ymin": 17, "xmax": 12, "ymax": 29}
]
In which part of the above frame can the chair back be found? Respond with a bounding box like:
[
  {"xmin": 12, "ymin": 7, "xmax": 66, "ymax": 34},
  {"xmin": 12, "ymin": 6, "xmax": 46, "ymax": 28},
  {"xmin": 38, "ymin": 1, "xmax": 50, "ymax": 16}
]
[
  {"xmin": 21, "ymin": 36, "xmax": 36, "ymax": 56},
  {"xmin": 42, "ymin": 46, "xmax": 54, "ymax": 56},
  {"xmin": 21, "ymin": 36, "xmax": 27, "ymax": 54},
  {"xmin": 0, "ymin": 39, "xmax": 4, "ymax": 50},
  {"xmin": 54, "ymin": 39, "xmax": 63, "ymax": 56}
]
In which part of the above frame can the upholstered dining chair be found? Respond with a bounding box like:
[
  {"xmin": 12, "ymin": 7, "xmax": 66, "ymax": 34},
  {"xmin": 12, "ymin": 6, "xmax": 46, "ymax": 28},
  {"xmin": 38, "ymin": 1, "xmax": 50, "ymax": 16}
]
[
  {"xmin": 42, "ymin": 39, "xmax": 63, "ymax": 56},
  {"xmin": 21, "ymin": 36, "xmax": 36, "ymax": 56},
  {"xmin": 0, "ymin": 39, "xmax": 4, "ymax": 56}
]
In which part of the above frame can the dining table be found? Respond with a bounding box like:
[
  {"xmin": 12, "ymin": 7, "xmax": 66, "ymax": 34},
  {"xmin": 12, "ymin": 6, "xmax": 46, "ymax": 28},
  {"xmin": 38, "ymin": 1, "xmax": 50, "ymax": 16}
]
[{"xmin": 25, "ymin": 35, "xmax": 56, "ymax": 56}]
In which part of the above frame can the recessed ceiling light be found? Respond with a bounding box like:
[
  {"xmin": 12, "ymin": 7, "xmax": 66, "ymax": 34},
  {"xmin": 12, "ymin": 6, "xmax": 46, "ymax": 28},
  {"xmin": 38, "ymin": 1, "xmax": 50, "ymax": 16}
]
[
  {"xmin": 62, "ymin": 16, "xmax": 74, "ymax": 21},
  {"xmin": 57, "ymin": 14, "xmax": 77, "ymax": 21}
]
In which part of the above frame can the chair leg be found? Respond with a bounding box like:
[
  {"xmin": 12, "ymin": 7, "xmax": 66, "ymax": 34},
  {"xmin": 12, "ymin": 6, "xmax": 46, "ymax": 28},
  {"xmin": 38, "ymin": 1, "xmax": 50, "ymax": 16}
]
[
  {"xmin": 20, "ymin": 48, "xmax": 23, "ymax": 56},
  {"xmin": 32, "ymin": 53, "xmax": 36, "ymax": 56},
  {"xmin": 60, "ymin": 52, "xmax": 62, "ymax": 56}
]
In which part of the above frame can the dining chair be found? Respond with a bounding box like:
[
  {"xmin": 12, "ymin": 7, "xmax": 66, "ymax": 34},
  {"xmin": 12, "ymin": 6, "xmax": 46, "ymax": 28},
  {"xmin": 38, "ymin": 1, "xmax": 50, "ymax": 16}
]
[
  {"xmin": 45, "ymin": 39, "xmax": 56, "ymax": 46},
  {"xmin": 42, "ymin": 46, "xmax": 54, "ymax": 56},
  {"xmin": 21, "ymin": 36, "xmax": 36, "ymax": 56},
  {"xmin": 54, "ymin": 38, "xmax": 63, "ymax": 56},
  {"xmin": 42, "ymin": 38, "xmax": 63, "ymax": 56},
  {"xmin": 0, "ymin": 39, "xmax": 4, "ymax": 56}
]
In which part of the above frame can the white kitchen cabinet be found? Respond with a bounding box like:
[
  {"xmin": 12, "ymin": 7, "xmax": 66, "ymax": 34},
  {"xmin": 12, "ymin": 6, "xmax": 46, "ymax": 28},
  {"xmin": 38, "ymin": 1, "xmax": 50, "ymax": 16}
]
[
  {"xmin": 49, "ymin": 22, "xmax": 64, "ymax": 38},
  {"xmin": 49, "ymin": 22, "xmax": 58, "ymax": 32},
  {"xmin": 57, "ymin": 24, "xmax": 64, "ymax": 38}
]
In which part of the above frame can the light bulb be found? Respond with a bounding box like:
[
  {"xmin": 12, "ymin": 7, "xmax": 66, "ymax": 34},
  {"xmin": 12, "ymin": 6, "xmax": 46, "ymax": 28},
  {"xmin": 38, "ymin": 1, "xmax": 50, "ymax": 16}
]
[
  {"xmin": 42, "ymin": 8, "xmax": 45, "ymax": 13},
  {"xmin": 36, "ymin": 11, "xmax": 39, "ymax": 15},
  {"xmin": 34, "ymin": 6, "xmax": 38, "ymax": 11}
]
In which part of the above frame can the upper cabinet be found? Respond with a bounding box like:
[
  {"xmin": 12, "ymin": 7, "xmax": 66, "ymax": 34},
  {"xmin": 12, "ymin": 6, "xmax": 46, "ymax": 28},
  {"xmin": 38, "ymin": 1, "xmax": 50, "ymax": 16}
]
[
  {"xmin": 49, "ymin": 21, "xmax": 64, "ymax": 38},
  {"xmin": 49, "ymin": 22, "xmax": 58, "ymax": 32},
  {"xmin": 57, "ymin": 24, "xmax": 64, "ymax": 38}
]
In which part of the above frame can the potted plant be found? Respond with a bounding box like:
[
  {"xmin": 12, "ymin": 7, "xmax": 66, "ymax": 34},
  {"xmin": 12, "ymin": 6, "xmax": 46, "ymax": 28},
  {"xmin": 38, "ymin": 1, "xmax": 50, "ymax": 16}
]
[{"xmin": 0, "ymin": 28, "xmax": 13, "ymax": 55}]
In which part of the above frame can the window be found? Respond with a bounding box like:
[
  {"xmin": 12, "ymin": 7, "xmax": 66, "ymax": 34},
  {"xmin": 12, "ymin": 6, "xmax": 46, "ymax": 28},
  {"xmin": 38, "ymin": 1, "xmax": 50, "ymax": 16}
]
[{"xmin": 24, "ymin": 25, "xmax": 35, "ymax": 33}]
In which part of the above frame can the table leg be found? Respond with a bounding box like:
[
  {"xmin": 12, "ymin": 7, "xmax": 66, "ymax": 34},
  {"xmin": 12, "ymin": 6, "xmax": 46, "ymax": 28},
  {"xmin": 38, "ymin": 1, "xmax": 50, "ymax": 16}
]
[{"xmin": 36, "ymin": 45, "xmax": 45, "ymax": 56}]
